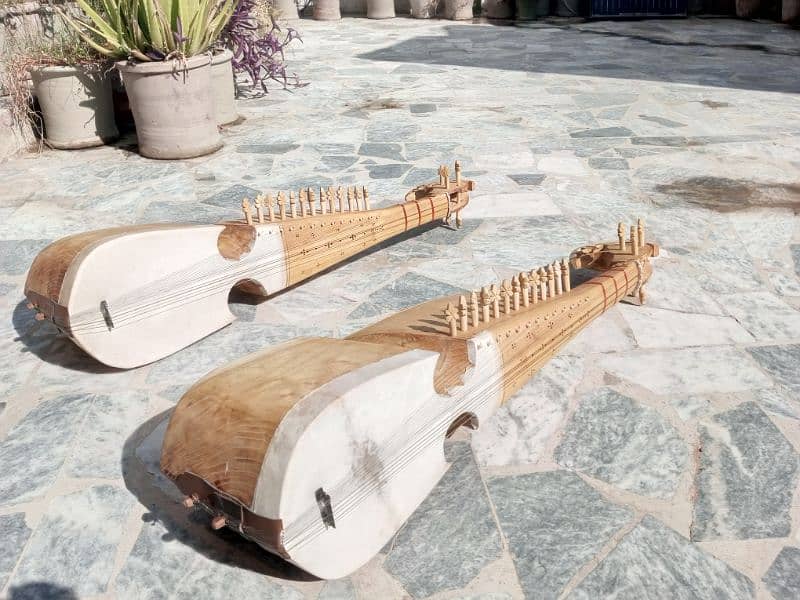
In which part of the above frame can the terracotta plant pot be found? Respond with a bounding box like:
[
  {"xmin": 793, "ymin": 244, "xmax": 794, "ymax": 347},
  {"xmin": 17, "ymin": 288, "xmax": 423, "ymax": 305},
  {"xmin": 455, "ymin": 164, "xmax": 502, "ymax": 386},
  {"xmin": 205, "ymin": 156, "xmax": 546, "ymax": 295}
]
[
  {"xmin": 367, "ymin": 0, "xmax": 396, "ymax": 17},
  {"xmin": 211, "ymin": 49, "xmax": 238, "ymax": 126},
  {"xmin": 483, "ymin": 0, "xmax": 514, "ymax": 17},
  {"xmin": 116, "ymin": 54, "xmax": 222, "ymax": 160},
  {"xmin": 409, "ymin": 0, "xmax": 437, "ymax": 16},
  {"xmin": 445, "ymin": 0, "xmax": 473, "ymax": 18},
  {"xmin": 272, "ymin": 0, "xmax": 299, "ymax": 18},
  {"xmin": 30, "ymin": 65, "xmax": 119, "ymax": 149},
  {"xmin": 313, "ymin": 0, "xmax": 341, "ymax": 19}
]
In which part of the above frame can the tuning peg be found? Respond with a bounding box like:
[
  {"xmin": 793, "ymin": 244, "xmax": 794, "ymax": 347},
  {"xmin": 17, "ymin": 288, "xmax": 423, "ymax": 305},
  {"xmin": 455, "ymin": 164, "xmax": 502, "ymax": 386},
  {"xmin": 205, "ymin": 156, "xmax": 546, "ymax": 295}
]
[
  {"xmin": 266, "ymin": 193, "xmax": 275, "ymax": 221},
  {"xmin": 455, "ymin": 160, "xmax": 462, "ymax": 185},
  {"xmin": 630, "ymin": 225, "xmax": 639, "ymax": 256},
  {"xmin": 637, "ymin": 218, "xmax": 645, "ymax": 248},
  {"xmin": 480, "ymin": 287, "xmax": 491, "ymax": 322},
  {"xmin": 511, "ymin": 276, "xmax": 520, "ymax": 311},
  {"xmin": 469, "ymin": 291, "xmax": 480, "ymax": 327},
  {"xmin": 299, "ymin": 189, "xmax": 308, "ymax": 217},
  {"xmin": 309, "ymin": 188, "xmax": 316, "ymax": 216},
  {"xmin": 501, "ymin": 280, "xmax": 511, "ymax": 314},
  {"xmin": 458, "ymin": 295, "xmax": 468, "ymax": 332},
  {"xmin": 347, "ymin": 187, "xmax": 355, "ymax": 212},
  {"xmin": 561, "ymin": 258, "xmax": 571, "ymax": 293},
  {"xmin": 538, "ymin": 267, "xmax": 548, "ymax": 301},
  {"xmin": 553, "ymin": 262, "xmax": 563, "ymax": 296},
  {"xmin": 289, "ymin": 191, "xmax": 297, "ymax": 218},
  {"xmin": 444, "ymin": 302, "xmax": 458, "ymax": 337},
  {"xmin": 327, "ymin": 187, "xmax": 335, "ymax": 214},
  {"xmin": 277, "ymin": 192, "xmax": 286, "ymax": 219},
  {"xmin": 519, "ymin": 272, "xmax": 529, "ymax": 307},
  {"xmin": 242, "ymin": 198, "xmax": 253, "ymax": 225},
  {"xmin": 363, "ymin": 187, "xmax": 370, "ymax": 210},
  {"xmin": 490, "ymin": 283, "xmax": 500, "ymax": 318},
  {"xmin": 336, "ymin": 187, "xmax": 344, "ymax": 213},
  {"xmin": 254, "ymin": 196, "xmax": 265, "ymax": 224},
  {"xmin": 618, "ymin": 222, "xmax": 626, "ymax": 251}
]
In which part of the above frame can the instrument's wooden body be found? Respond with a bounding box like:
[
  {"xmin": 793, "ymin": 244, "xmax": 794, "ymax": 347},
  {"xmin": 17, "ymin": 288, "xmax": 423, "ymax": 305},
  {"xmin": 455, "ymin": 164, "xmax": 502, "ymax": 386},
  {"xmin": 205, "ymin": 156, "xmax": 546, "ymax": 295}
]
[
  {"xmin": 24, "ymin": 166, "xmax": 473, "ymax": 368},
  {"xmin": 161, "ymin": 222, "xmax": 659, "ymax": 579}
]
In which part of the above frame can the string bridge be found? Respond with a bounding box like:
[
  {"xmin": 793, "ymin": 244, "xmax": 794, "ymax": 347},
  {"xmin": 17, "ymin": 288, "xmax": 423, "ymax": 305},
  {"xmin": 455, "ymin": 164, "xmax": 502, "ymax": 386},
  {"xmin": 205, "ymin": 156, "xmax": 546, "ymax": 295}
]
[{"xmin": 315, "ymin": 487, "xmax": 336, "ymax": 529}]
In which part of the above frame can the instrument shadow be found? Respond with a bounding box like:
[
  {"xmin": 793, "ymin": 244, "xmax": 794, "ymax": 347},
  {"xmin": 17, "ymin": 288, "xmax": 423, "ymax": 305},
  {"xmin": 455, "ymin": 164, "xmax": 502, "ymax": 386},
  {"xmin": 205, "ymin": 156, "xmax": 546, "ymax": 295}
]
[{"xmin": 121, "ymin": 409, "xmax": 320, "ymax": 582}]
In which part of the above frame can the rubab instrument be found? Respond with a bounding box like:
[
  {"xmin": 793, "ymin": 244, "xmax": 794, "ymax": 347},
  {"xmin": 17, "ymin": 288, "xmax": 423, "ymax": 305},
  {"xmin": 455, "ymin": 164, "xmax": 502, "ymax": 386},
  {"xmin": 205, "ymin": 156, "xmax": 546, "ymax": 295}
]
[
  {"xmin": 161, "ymin": 220, "xmax": 658, "ymax": 579},
  {"xmin": 23, "ymin": 163, "xmax": 473, "ymax": 368}
]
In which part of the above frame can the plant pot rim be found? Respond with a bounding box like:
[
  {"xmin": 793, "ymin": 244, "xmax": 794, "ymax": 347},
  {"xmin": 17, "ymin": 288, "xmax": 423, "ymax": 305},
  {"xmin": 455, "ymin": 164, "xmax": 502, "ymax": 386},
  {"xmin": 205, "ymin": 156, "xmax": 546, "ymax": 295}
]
[
  {"xmin": 211, "ymin": 48, "xmax": 233, "ymax": 65},
  {"xmin": 29, "ymin": 64, "xmax": 107, "ymax": 75},
  {"xmin": 115, "ymin": 53, "xmax": 212, "ymax": 75}
]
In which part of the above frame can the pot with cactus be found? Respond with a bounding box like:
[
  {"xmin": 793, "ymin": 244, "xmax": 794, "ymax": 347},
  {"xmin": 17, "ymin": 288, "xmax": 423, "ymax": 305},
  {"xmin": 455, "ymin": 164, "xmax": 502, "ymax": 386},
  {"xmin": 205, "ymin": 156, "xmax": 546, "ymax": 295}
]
[{"xmin": 60, "ymin": 0, "xmax": 237, "ymax": 159}]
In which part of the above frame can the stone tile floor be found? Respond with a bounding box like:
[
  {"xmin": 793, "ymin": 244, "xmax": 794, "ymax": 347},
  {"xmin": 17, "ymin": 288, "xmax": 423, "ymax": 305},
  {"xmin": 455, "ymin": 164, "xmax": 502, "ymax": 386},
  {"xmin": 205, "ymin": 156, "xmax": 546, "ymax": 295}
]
[{"xmin": 1, "ymin": 15, "xmax": 800, "ymax": 600}]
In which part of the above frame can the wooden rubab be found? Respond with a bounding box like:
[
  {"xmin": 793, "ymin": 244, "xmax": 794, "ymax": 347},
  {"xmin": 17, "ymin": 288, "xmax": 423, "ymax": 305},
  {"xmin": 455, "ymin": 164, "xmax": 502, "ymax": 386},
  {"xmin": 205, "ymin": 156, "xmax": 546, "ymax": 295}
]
[
  {"xmin": 161, "ymin": 220, "xmax": 659, "ymax": 579},
  {"xmin": 23, "ymin": 163, "xmax": 473, "ymax": 368}
]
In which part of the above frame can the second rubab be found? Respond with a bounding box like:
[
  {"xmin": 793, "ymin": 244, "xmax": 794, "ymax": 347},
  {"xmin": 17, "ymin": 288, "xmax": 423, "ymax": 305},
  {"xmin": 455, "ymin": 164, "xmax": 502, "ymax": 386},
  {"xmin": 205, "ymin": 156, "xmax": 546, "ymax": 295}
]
[
  {"xmin": 23, "ymin": 162, "xmax": 473, "ymax": 368},
  {"xmin": 161, "ymin": 220, "xmax": 659, "ymax": 579}
]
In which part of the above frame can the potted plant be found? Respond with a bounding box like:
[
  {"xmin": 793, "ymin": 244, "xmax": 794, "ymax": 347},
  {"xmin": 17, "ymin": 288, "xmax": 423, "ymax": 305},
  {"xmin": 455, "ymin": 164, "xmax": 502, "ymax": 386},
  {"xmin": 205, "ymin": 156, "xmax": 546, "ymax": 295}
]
[
  {"xmin": 313, "ymin": 0, "xmax": 341, "ymax": 19},
  {"xmin": 367, "ymin": 0, "xmax": 395, "ymax": 18},
  {"xmin": 410, "ymin": 0, "xmax": 438, "ymax": 16},
  {"xmin": 272, "ymin": 0, "xmax": 299, "ymax": 18},
  {"xmin": 445, "ymin": 0, "xmax": 473, "ymax": 18},
  {"xmin": 210, "ymin": 47, "xmax": 237, "ymax": 126},
  {"xmin": 1, "ymin": 22, "xmax": 118, "ymax": 150},
  {"xmin": 515, "ymin": 0, "xmax": 548, "ymax": 19},
  {"xmin": 59, "ymin": 0, "xmax": 237, "ymax": 159},
  {"xmin": 219, "ymin": 0, "xmax": 303, "ymax": 96},
  {"xmin": 483, "ymin": 0, "xmax": 514, "ymax": 17}
]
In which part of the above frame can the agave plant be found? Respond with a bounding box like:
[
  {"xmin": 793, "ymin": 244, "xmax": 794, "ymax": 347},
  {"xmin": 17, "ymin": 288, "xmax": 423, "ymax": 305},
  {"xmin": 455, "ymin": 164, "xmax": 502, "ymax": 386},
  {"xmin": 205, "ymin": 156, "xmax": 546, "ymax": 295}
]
[{"xmin": 58, "ymin": 0, "xmax": 238, "ymax": 61}]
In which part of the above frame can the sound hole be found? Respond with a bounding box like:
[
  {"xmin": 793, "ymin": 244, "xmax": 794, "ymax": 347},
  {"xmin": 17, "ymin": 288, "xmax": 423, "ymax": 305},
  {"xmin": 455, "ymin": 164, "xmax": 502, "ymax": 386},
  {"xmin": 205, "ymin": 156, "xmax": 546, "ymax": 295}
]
[{"xmin": 446, "ymin": 412, "xmax": 478, "ymax": 439}]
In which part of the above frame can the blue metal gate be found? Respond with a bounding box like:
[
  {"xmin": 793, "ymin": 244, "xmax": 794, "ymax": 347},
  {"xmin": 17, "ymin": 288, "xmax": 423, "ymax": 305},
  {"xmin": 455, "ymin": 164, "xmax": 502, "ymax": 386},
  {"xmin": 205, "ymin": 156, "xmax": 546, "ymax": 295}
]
[{"xmin": 590, "ymin": 0, "xmax": 688, "ymax": 16}]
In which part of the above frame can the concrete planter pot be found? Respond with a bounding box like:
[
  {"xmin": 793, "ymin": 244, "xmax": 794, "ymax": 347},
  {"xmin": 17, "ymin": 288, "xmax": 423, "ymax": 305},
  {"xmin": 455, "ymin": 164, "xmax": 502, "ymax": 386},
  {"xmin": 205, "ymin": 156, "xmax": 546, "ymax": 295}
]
[
  {"xmin": 367, "ymin": 0, "xmax": 395, "ymax": 17},
  {"xmin": 313, "ymin": 0, "xmax": 341, "ymax": 19},
  {"xmin": 30, "ymin": 65, "xmax": 119, "ymax": 149},
  {"xmin": 516, "ymin": 0, "xmax": 548, "ymax": 18},
  {"xmin": 211, "ymin": 49, "xmax": 238, "ymax": 126},
  {"xmin": 483, "ymin": 0, "xmax": 514, "ymax": 17},
  {"xmin": 445, "ymin": 0, "xmax": 473, "ymax": 18},
  {"xmin": 116, "ymin": 54, "xmax": 222, "ymax": 160},
  {"xmin": 272, "ymin": 0, "xmax": 299, "ymax": 18},
  {"xmin": 410, "ymin": 0, "xmax": 437, "ymax": 16}
]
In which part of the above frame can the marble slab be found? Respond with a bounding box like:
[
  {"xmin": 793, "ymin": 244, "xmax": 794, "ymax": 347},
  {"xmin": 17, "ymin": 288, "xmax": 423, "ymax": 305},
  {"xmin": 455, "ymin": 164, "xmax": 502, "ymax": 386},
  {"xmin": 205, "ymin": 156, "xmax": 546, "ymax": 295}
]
[
  {"xmin": 487, "ymin": 470, "xmax": 631, "ymax": 599},
  {"xmin": 599, "ymin": 347, "xmax": 772, "ymax": 396},
  {"xmin": 619, "ymin": 305, "xmax": 753, "ymax": 349},
  {"xmin": 0, "ymin": 393, "xmax": 95, "ymax": 506},
  {"xmin": 747, "ymin": 344, "xmax": 800, "ymax": 395},
  {"xmin": 569, "ymin": 516, "xmax": 753, "ymax": 600},
  {"xmin": 472, "ymin": 356, "xmax": 583, "ymax": 468},
  {"xmin": 0, "ymin": 513, "xmax": 31, "ymax": 590},
  {"xmin": 762, "ymin": 546, "xmax": 800, "ymax": 600},
  {"xmin": 719, "ymin": 292, "xmax": 800, "ymax": 342},
  {"xmin": 691, "ymin": 402, "xmax": 799, "ymax": 541},
  {"xmin": 555, "ymin": 388, "xmax": 688, "ymax": 499},
  {"xmin": 383, "ymin": 442, "xmax": 501, "ymax": 598},
  {"xmin": 10, "ymin": 485, "xmax": 134, "ymax": 597}
]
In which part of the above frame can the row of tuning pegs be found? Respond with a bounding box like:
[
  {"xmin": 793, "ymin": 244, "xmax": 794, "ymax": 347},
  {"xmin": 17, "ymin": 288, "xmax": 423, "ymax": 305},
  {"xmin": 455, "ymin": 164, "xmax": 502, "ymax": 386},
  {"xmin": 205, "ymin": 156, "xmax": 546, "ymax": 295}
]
[
  {"xmin": 443, "ymin": 259, "xmax": 572, "ymax": 336},
  {"xmin": 618, "ymin": 219, "xmax": 646, "ymax": 255},
  {"xmin": 241, "ymin": 186, "xmax": 371, "ymax": 224}
]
